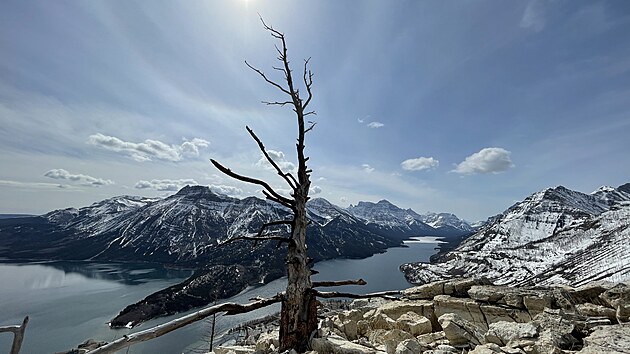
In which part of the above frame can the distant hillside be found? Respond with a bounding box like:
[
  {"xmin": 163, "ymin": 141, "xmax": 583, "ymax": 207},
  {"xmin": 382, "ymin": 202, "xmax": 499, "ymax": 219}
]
[{"xmin": 0, "ymin": 214, "xmax": 35, "ymax": 219}]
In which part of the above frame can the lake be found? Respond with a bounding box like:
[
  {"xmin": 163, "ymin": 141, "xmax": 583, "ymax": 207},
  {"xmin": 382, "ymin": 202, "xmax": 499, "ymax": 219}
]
[{"xmin": 0, "ymin": 236, "xmax": 440, "ymax": 353}]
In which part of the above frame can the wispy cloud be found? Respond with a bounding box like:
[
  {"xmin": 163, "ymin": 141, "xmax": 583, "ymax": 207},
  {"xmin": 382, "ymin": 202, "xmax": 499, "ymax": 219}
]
[
  {"xmin": 256, "ymin": 150, "xmax": 296, "ymax": 172},
  {"xmin": 44, "ymin": 169, "xmax": 114, "ymax": 186},
  {"xmin": 401, "ymin": 157, "xmax": 439, "ymax": 171},
  {"xmin": 310, "ymin": 185, "xmax": 323, "ymax": 195},
  {"xmin": 209, "ymin": 184, "xmax": 243, "ymax": 196},
  {"xmin": 88, "ymin": 134, "xmax": 209, "ymax": 162},
  {"xmin": 362, "ymin": 164, "xmax": 375, "ymax": 173},
  {"xmin": 0, "ymin": 179, "xmax": 73, "ymax": 190},
  {"xmin": 520, "ymin": 0, "xmax": 546, "ymax": 32},
  {"xmin": 134, "ymin": 179, "xmax": 198, "ymax": 191},
  {"xmin": 356, "ymin": 116, "xmax": 384, "ymax": 128},
  {"xmin": 453, "ymin": 147, "xmax": 514, "ymax": 175}
]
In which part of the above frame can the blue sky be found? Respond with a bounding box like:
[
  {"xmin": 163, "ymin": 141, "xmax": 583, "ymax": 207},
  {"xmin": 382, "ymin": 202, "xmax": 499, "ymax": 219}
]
[{"xmin": 1, "ymin": 0, "xmax": 629, "ymax": 221}]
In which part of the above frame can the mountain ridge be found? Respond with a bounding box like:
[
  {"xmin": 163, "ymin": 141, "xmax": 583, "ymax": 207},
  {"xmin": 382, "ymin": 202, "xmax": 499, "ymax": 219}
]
[{"xmin": 401, "ymin": 183, "xmax": 630, "ymax": 287}]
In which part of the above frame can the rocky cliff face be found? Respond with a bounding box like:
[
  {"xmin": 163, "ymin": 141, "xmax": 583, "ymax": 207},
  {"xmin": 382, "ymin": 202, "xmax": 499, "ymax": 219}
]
[
  {"xmin": 205, "ymin": 278, "xmax": 630, "ymax": 354},
  {"xmin": 401, "ymin": 184, "xmax": 630, "ymax": 287}
]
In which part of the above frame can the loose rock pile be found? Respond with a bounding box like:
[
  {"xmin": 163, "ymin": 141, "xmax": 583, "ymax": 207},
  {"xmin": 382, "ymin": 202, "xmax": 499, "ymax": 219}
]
[{"xmin": 211, "ymin": 278, "xmax": 630, "ymax": 354}]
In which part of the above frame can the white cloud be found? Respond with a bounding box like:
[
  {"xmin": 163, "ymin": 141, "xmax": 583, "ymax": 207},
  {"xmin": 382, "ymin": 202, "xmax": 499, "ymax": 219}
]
[
  {"xmin": 367, "ymin": 122, "xmax": 385, "ymax": 128},
  {"xmin": 44, "ymin": 169, "xmax": 114, "ymax": 186},
  {"xmin": 357, "ymin": 117, "xmax": 365, "ymax": 124},
  {"xmin": 453, "ymin": 147, "xmax": 514, "ymax": 175},
  {"xmin": 88, "ymin": 133, "xmax": 209, "ymax": 162},
  {"xmin": 310, "ymin": 186, "xmax": 322, "ymax": 195},
  {"xmin": 256, "ymin": 149, "xmax": 296, "ymax": 172},
  {"xmin": 362, "ymin": 164, "xmax": 375, "ymax": 173},
  {"xmin": 209, "ymin": 184, "xmax": 243, "ymax": 196},
  {"xmin": 401, "ymin": 157, "xmax": 439, "ymax": 171},
  {"xmin": 0, "ymin": 179, "xmax": 73, "ymax": 190},
  {"xmin": 520, "ymin": 0, "xmax": 545, "ymax": 32},
  {"xmin": 134, "ymin": 179, "xmax": 198, "ymax": 191}
]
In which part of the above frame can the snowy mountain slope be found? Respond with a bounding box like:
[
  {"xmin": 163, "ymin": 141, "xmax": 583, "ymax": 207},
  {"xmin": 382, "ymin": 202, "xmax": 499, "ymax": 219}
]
[
  {"xmin": 401, "ymin": 184, "xmax": 630, "ymax": 286},
  {"xmin": 346, "ymin": 200, "xmax": 472, "ymax": 237},
  {"xmin": 0, "ymin": 186, "xmax": 404, "ymax": 264},
  {"xmin": 418, "ymin": 212, "xmax": 474, "ymax": 232}
]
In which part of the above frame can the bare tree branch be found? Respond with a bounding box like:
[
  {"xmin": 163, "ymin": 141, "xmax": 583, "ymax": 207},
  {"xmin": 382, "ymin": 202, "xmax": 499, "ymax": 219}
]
[
  {"xmin": 246, "ymin": 126, "xmax": 298, "ymax": 190},
  {"xmin": 261, "ymin": 190, "xmax": 294, "ymax": 209},
  {"xmin": 222, "ymin": 235, "xmax": 292, "ymax": 247},
  {"xmin": 245, "ymin": 60, "xmax": 291, "ymax": 95},
  {"xmin": 220, "ymin": 220, "xmax": 294, "ymax": 247},
  {"xmin": 303, "ymin": 58, "xmax": 314, "ymax": 109},
  {"xmin": 262, "ymin": 100, "xmax": 293, "ymax": 106},
  {"xmin": 86, "ymin": 295, "xmax": 283, "ymax": 354},
  {"xmin": 312, "ymin": 279, "xmax": 367, "ymax": 288},
  {"xmin": 304, "ymin": 121, "xmax": 317, "ymax": 134},
  {"xmin": 313, "ymin": 289, "xmax": 401, "ymax": 301},
  {"xmin": 210, "ymin": 159, "xmax": 295, "ymax": 208}
]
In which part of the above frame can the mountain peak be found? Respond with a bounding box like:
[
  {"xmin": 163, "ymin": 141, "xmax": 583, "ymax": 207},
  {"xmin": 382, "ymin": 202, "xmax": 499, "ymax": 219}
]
[
  {"xmin": 618, "ymin": 182, "xmax": 630, "ymax": 194},
  {"xmin": 175, "ymin": 185, "xmax": 224, "ymax": 200}
]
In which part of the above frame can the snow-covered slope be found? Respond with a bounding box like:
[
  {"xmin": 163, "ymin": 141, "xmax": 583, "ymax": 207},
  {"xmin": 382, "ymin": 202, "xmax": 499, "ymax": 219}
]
[
  {"xmin": 0, "ymin": 186, "xmax": 402, "ymax": 264},
  {"xmin": 346, "ymin": 200, "xmax": 472, "ymax": 237},
  {"xmin": 418, "ymin": 212, "xmax": 475, "ymax": 232},
  {"xmin": 401, "ymin": 184, "xmax": 630, "ymax": 286}
]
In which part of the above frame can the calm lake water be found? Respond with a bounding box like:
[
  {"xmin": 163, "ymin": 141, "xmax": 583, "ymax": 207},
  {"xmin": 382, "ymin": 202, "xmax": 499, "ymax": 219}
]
[{"xmin": 0, "ymin": 237, "xmax": 440, "ymax": 354}]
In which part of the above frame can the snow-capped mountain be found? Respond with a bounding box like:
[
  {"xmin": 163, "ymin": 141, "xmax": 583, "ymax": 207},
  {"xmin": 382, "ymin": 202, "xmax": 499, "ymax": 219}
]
[
  {"xmin": 401, "ymin": 184, "xmax": 630, "ymax": 286},
  {"xmin": 0, "ymin": 186, "xmax": 405, "ymax": 264},
  {"xmin": 417, "ymin": 212, "xmax": 475, "ymax": 232},
  {"xmin": 346, "ymin": 200, "xmax": 472, "ymax": 237}
]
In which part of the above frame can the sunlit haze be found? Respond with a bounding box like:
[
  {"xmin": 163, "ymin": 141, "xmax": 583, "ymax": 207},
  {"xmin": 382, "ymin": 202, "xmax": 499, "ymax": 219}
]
[{"xmin": 1, "ymin": 1, "xmax": 629, "ymax": 221}]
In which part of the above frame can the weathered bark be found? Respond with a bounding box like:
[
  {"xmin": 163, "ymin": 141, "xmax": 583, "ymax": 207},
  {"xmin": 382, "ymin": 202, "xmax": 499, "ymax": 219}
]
[
  {"xmin": 0, "ymin": 316, "xmax": 29, "ymax": 354},
  {"xmin": 279, "ymin": 184, "xmax": 316, "ymax": 351}
]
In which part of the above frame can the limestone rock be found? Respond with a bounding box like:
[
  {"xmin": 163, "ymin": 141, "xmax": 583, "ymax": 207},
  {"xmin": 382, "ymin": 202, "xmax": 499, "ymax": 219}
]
[
  {"xmin": 394, "ymin": 338, "xmax": 429, "ymax": 354},
  {"xmin": 370, "ymin": 313, "xmax": 397, "ymax": 331},
  {"xmin": 480, "ymin": 304, "xmax": 532, "ymax": 325},
  {"xmin": 255, "ymin": 331, "xmax": 279, "ymax": 354},
  {"xmin": 402, "ymin": 278, "xmax": 491, "ymax": 300},
  {"xmin": 578, "ymin": 324, "xmax": 630, "ymax": 353},
  {"xmin": 434, "ymin": 295, "xmax": 486, "ymax": 327},
  {"xmin": 522, "ymin": 293, "xmax": 553, "ymax": 317},
  {"xmin": 402, "ymin": 280, "xmax": 446, "ymax": 300},
  {"xmin": 416, "ymin": 331, "xmax": 450, "ymax": 349},
  {"xmin": 367, "ymin": 329, "xmax": 414, "ymax": 346},
  {"xmin": 374, "ymin": 299, "xmax": 434, "ymax": 321},
  {"xmin": 394, "ymin": 311, "xmax": 432, "ymax": 336},
  {"xmin": 467, "ymin": 285, "xmax": 552, "ymax": 315},
  {"xmin": 423, "ymin": 344, "xmax": 460, "ymax": 354},
  {"xmin": 468, "ymin": 285, "xmax": 507, "ymax": 303},
  {"xmin": 484, "ymin": 321, "xmax": 539, "ymax": 346},
  {"xmin": 600, "ymin": 284, "xmax": 630, "ymax": 321},
  {"xmin": 311, "ymin": 334, "xmax": 386, "ymax": 354},
  {"xmin": 576, "ymin": 303, "xmax": 618, "ymax": 320},
  {"xmin": 213, "ymin": 345, "xmax": 256, "ymax": 354},
  {"xmin": 438, "ymin": 313, "xmax": 485, "ymax": 346},
  {"xmin": 468, "ymin": 343, "xmax": 504, "ymax": 354}
]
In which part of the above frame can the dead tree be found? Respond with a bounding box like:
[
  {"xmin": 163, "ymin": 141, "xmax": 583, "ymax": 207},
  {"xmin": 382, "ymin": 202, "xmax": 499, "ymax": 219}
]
[
  {"xmin": 211, "ymin": 19, "xmax": 401, "ymax": 351},
  {"xmin": 210, "ymin": 19, "xmax": 316, "ymax": 351}
]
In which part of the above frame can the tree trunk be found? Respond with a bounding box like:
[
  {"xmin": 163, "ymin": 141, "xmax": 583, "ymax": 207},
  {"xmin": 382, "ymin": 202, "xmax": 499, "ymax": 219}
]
[{"xmin": 279, "ymin": 186, "xmax": 316, "ymax": 352}]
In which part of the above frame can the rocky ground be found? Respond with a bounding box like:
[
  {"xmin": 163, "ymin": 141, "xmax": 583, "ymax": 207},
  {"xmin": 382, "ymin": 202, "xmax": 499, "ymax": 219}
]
[{"xmin": 211, "ymin": 278, "xmax": 630, "ymax": 354}]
